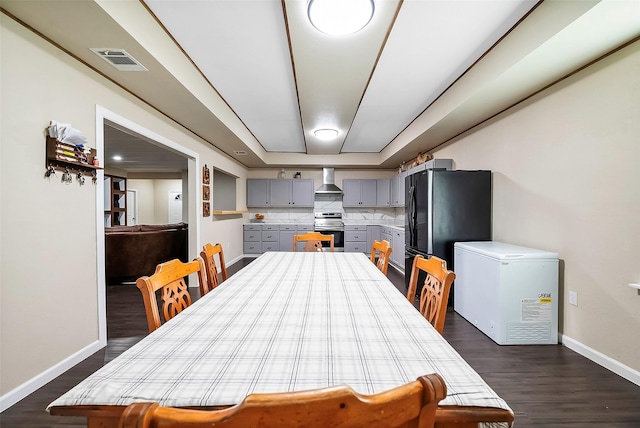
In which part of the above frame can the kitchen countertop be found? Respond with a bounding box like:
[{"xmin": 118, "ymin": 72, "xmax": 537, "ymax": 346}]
[{"xmin": 245, "ymin": 220, "xmax": 404, "ymax": 231}]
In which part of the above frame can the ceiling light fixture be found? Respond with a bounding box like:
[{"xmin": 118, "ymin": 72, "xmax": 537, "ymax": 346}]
[
  {"xmin": 314, "ymin": 129, "xmax": 339, "ymax": 140},
  {"xmin": 308, "ymin": 0, "xmax": 375, "ymax": 36},
  {"xmin": 112, "ymin": 155, "xmax": 122, "ymax": 161}
]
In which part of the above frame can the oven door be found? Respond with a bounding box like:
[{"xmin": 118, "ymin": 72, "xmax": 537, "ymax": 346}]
[{"xmin": 313, "ymin": 227, "xmax": 344, "ymax": 250}]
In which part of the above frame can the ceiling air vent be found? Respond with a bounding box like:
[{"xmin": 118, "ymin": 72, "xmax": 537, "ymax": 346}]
[
  {"xmin": 233, "ymin": 150, "xmax": 247, "ymax": 156},
  {"xmin": 90, "ymin": 48, "xmax": 148, "ymax": 71}
]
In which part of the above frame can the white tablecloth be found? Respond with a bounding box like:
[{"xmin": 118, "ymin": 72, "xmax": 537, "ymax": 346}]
[{"xmin": 48, "ymin": 252, "xmax": 511, "ymax": 416}]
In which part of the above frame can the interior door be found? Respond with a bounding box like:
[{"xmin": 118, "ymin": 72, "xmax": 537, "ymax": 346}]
[
  {"xmin": 126, "ymin": 189, "xmax": 137, "ymax": 225},
  {"xmin": 168, "ymin": 191, "xmax": 182, "ymax": 223}
]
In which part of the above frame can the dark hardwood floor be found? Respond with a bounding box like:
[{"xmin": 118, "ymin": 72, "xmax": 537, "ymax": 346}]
[{"xmin": 2, "ymin": 258, "xmax": 639, "ymax": 427}]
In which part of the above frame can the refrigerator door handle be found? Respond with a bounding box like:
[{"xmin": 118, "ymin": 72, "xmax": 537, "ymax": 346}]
[{"xmin": 408, "ymin": 185, "xmax": 417, "ymax": 247}]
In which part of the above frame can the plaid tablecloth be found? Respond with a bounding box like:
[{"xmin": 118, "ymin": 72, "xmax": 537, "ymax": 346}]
[{"xmin": 48, "ymin": 252, "xmax": 511, "ymax": 416}]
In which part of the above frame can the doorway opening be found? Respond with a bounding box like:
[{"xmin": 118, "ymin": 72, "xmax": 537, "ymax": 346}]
[{"xmin": 96, "ymin": 105, "xmax": 201, "ymax": 342}]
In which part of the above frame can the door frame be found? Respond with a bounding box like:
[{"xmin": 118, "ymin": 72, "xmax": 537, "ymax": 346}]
[{"xmin": 96, "ymin": 105, "xmax": 201, "ymax": 343}]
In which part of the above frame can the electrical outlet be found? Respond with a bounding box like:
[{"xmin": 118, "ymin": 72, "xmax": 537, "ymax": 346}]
[{"xmin": 569, "ymin": 291, "xmax": 578, "ymax": 306}]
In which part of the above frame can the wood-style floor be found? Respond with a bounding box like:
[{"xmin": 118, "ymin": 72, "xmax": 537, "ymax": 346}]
[{"xmin": 2, "ymin": 258, "xmax": 639, "ymax": 427}]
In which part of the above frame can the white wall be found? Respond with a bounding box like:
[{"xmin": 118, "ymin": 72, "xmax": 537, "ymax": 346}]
[
  {"xmin": 126, "ymin": 179, "xmax": 183, "ymax": 225},
  {"xmin": 0, "ymin": 15, "xmax": 247, "ymax": 405},
  {"xmin": 434, "ymin": 41, "xmax": 640, "ymax": 375}
]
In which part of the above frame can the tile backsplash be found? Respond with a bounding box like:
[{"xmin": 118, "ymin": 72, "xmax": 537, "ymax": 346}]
[{"xmin": 249, "ymin": 192, "xmax": 404, "ymax": 225}]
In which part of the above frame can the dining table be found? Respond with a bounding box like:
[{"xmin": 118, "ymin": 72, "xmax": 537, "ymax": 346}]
[{"xmin": 48, "ymin": 251, "xmax": 514, "ymax": 427}]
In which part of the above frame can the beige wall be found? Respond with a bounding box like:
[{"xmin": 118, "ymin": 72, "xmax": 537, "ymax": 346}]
[
  {"xmin": 0, "ymin": 15, "xmax": 247, "ymax": 401},
  {"xmin": 434, "ymin": 41, "xmax": 640, "ymax": 373}
]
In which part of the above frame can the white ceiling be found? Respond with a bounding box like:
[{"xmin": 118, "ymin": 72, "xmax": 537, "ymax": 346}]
[{"xmin": 2, "ymin": 0, "xmax": 640, "ymax": 172}]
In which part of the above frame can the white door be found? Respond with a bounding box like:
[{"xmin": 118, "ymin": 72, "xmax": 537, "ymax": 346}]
[
  {"xmin": 126, "ymin": 189, "xmax": 137, "ymax": 225},
  {"xmin": 168, "ymin": 191, "xmax": 182, "ymax": 223}
]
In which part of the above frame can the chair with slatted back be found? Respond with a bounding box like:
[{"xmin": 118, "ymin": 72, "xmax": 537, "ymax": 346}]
[
  {"xmin": 370, "ymin": 239, "xmax": 393, "ymax": 275},
  {"xmin": 406, "ymin": 255, "xmax": 456, "ymax": 334},
  {"xmin": 293, "ymin": 231, "xmax": 334, "ymax": 252},
  {"xmin": 118, "ymin": 373, "xmax": 447, "ymax": 428},
  {"xmin": 136, "ymin": 258, "xmax": 205, "ymax": 333},
  {"xmin": 199, "ymin": 243, "xmax": 228, "ymax": 296}
]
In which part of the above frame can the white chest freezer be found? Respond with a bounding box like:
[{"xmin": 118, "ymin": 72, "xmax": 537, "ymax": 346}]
[{"xmin": 454, "ymin": 241, "xmax": 559, "ymax": 345}]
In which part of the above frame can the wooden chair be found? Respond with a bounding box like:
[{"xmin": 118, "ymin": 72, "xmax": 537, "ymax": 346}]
[
  {"xmin": 136, "ymin": 258, "xmax": 205, "ymax": 333},
  {"xmin": 118, "ymin": 373, "xmax": 447, "ymax": 428},
  {"xmin": 293, "ymin": 231, "xmax": 334, "ymax": 252},
  {"xmin": 370, "ymin": 239, "xmax": 393, "ymax": 275},
  {"xmin": 406, "ymin": 255, "xmax": 456, "ymax": 334},
  {"xmin": 199, "ymin": 243, "xmax": 228, "ymax": 296}
]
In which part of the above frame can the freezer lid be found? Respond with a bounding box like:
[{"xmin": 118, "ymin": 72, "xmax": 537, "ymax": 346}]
[{"xmin": 454, "ymin": 241, "xmax": 558, "ymax": 260}]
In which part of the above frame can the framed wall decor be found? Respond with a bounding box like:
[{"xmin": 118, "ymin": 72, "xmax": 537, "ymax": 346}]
[
  {"xmin": 202, "ymin": 164, "xmax": 210, "ymax": 184},
  {"xmin": 202, "ymin": 184, "xmax": 210, "ymax": 201},
  {"xmin": 202, "ymin": 201, "xmax": 210, "ymax": 217}
]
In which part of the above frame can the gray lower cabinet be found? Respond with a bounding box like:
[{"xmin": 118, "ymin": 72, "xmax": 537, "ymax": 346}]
[
  {"xmin": 391, "ymin": 227, "xmax": 405, "ymax": 268},
  {"xmin": 261, "ymin": 225, "xmax": 279, "ymax": 252},
  {"xmin": 244, "ymin": 223, "xmax": 314, "ymax": 254},
  {"xmin": 366, "ymin": 225, "xmax": 381, "ymax": 255},
  {"xmin": 279, "ymin": 224, "xmax": 297, "ymax": 252},
  {"xmin": 344, "ymin": 224, "xmax": 368, "ymax": 252},
  {"xmin": 243, "ymin": 224, "xmax": 262, "ymax": 254}
]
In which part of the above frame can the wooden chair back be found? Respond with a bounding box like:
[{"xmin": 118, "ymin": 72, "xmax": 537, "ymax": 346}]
[
  {"xmin": 199, "ymin": 243, "xmax": 228, "ymax": 296},
  {"xmin": 370, "ymin": 239, "xmax": 393, "ymax": 275},
  {"xmin": 118, "ymin": 373, "xmax": 447, "ymax": 428},
  {"xmin": 406, "ymin": 255, "xmax": 456, "ymax": 334},
  {"xmin": 136, "ymin": 258, "xmax": 205, "ymax": 333},
  {"xmin": 293, "ymin": 232, "xmax": 334, "ymax": 252}
]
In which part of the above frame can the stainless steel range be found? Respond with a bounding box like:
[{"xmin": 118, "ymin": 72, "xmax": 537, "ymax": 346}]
[{"xmin": 314, "ymin": 212, "xmax": 344, "ymax": 250}]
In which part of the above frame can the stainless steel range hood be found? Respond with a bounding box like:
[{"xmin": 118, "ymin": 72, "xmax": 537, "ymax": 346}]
[{"xmin": 315, "ymin": 168, "xmax": 342, "ymax": 194}]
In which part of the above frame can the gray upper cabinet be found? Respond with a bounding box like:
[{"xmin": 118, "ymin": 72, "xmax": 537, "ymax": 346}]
[
  {"xmin": 343, "ymin": 179, "xmax": 377, "ymax": 207},
  {"xmin": 290, "ymin": 179, "xmax": 314, "ymax": 206},
  {"xmin": 269, "ymin": 180, "xmax": 291, "ymax": 206},
  {"xmin": 247, "ymin": 179, "xmax": 314, "ymax": 207},
  {"xmin": 247, "ymin": 179, "xmax": 270, "ymax": 207},
  {"xmin": 391, "ymin": 171, "xmax": 407, "ymax": 207},
  {"xmin": 376, "ymin": 179, "xmax": 391, "ymax": 207}
]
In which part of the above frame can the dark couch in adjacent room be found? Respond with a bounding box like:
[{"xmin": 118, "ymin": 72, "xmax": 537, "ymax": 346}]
[{"xmin": 105, "ymin": 222, "xmax": 188, "ymax": 284}]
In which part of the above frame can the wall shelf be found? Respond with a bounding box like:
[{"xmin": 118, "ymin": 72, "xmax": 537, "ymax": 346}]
[
  {"xmin": 212, "ymin": 210, "xmax": 247, "ymax": 215},
  {"xmin": 46, "ymin": 137, "xmax": 100, "ymax": 173}
]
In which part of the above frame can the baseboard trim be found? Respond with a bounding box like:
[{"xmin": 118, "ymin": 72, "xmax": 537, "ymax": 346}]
[
  {"xmin": 560, "ymin": 334, "xmax": 640, "ymax": 386},
  {"xmin": 0, "ymin": 339, "xmax": 105, "ymax": 412}
]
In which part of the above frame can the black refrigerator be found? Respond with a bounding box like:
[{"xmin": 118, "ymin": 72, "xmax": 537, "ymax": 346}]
[{"xmin": 404, "ymin": 169, "xmax": 492, "ymax": 304}]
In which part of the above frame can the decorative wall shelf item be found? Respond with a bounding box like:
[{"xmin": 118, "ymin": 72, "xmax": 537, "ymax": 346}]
[
  {"xmin": 202, "ymin": 185, "xmax": 210, "ymax": 201},
  {"xmin": 202, "ymin": 164, "xmax": 210, "ymax": 184},
  {"xmin": 203, "ymin": 202, "xmax": 211, "ymax": 217}
]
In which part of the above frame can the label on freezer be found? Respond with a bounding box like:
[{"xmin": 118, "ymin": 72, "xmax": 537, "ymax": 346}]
[{"xmin": 521, "ymin": 297, "xmax": 552, "ymax": 322}]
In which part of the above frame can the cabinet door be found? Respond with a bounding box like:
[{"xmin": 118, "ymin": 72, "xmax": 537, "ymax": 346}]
[
  {"xmin": 392, "ymin": 229, "xmax": 405, "ymax": 267},
  {"xmin": 342, "ymin": 179, "xmax": 362, "ymax": 207},
  {"xmin": 376, "ymin": 179, "xmax": 391, "ymax": 207},
  {"xmin": 269, "ymin": 179, "xmax": 291, "ymax": 206},
  {"xmin": 279, "ymin": 230, "xmax": 295, "ymax": 252},
  {"xmin": 291, "ymin": 179, "xmax": 314, "ymax": 207},
  {"xmin": 366, "ymin": 225, "xmax": 381, "ymax": 255},
  {"xmin": 391, "ymin": 171, "xmax": 407, "ymax": 207},
  {"xmin": 360, "ymin": 180, "xmax": 377, "ymax": 206},
  {"xmin": 247, "ymin": 179, "xmax": 270, "ymax": 207}
]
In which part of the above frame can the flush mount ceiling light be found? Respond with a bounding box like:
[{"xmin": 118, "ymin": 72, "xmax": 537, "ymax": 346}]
[
  {"xmin": 314, "ymin": 129, "xmax": 339, "ymax": 140},
  {"xmin": 308, "ymin": 0, "xmax": 375, "ymax": 36},
  {"xmin": 112, "ymin": 155, "xmax": 122, "ymax": 161}
]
